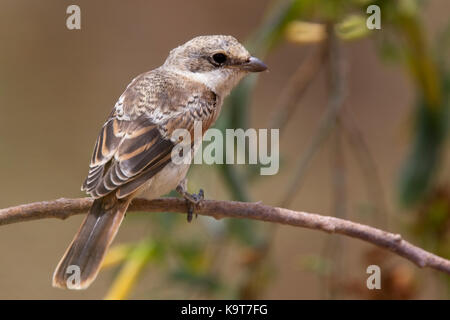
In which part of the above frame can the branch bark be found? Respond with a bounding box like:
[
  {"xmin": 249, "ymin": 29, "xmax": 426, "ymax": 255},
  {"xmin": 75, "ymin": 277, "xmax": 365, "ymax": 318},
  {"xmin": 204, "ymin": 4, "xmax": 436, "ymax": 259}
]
[{"xmin": 1, "ymin": 197, "xmax": 450, "ymax": 275}]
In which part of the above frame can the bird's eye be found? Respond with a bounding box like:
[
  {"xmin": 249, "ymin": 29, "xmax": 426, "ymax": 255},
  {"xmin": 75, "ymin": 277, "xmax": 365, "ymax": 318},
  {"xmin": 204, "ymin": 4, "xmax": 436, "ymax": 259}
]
[{"xmin": 212, "ymin": 53, "xmax": 227, "ymax": 65}]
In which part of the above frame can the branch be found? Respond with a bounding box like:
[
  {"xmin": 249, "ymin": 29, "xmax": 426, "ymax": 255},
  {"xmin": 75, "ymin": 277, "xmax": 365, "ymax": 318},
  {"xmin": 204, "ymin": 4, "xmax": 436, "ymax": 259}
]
[{"xmin": 1, "ymin": 197, "xmax": 450, "ymax": 275}]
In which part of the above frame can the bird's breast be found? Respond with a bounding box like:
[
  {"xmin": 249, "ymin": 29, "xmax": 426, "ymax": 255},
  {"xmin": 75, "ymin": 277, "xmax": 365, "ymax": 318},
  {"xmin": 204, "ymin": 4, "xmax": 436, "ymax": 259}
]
[{"xmin": 137, "ymin": 160, "xmax": 191, "ymax": 200}]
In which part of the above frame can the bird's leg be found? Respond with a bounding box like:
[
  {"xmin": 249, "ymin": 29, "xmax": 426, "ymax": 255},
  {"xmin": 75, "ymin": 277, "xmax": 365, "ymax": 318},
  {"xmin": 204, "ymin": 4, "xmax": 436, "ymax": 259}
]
[{"xmin": 176, "ymin": 178, "xmax": 204, "ymax": 222}]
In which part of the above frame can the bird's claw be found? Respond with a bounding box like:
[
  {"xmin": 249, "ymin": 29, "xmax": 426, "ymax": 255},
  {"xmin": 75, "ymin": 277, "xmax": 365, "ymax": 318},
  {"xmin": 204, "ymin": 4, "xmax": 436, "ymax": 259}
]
[
  {"xmin": 176, "ymin": 179, "xmax": 204, "ymax": 222},
  {"xmin": 185, "ymin": 189, "xmax": 204, "ymax": 222}
]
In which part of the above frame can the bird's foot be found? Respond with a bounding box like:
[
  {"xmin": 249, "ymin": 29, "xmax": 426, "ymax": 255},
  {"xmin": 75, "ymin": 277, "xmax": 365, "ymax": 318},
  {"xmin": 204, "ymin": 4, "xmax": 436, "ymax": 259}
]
[{"xmin": 176, "ymin": 179, "xmax": 204, "ymax": 222}]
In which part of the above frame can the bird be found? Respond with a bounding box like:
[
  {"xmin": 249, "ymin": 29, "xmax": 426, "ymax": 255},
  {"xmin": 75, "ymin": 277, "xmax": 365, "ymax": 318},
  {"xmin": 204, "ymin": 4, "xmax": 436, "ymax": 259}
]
[{"xmin": 52, "ymin": 35, "xmax": 267, "ymax": 289}]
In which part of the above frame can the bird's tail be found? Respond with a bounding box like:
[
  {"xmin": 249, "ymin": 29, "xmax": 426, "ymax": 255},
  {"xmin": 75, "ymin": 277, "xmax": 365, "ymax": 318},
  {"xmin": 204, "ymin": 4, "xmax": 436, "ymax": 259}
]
[{"xmin": 52, "ymin": 194, "xmax": 131, "ymax": 289}]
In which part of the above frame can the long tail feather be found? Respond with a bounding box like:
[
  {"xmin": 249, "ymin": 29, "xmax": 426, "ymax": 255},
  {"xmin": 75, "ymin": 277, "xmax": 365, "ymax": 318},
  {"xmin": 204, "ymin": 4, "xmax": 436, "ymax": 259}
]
[{"xmin": 52, "ymin": 195, "xmax": 130, "ymax": 289}]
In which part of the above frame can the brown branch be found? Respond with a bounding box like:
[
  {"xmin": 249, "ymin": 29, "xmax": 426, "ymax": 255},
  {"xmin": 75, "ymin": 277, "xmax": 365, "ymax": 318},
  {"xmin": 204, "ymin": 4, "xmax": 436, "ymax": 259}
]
[{"xmin": 1, "ymin": 197, "xmax": 450, "ymax": 275}]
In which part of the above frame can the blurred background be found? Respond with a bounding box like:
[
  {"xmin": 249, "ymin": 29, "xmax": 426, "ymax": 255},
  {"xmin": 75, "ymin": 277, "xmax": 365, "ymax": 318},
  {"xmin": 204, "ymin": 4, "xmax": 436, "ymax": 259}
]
[{"xmin": 0, "ymin": 0, "xmax": 449, "ymax": 299}]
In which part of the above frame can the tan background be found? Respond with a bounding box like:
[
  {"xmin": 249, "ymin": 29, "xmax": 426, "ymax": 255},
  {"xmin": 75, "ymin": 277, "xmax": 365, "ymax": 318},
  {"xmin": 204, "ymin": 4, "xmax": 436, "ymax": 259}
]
[{"xmin": 0, "ymin": 0, "xmax": 449, "ymax": 299}]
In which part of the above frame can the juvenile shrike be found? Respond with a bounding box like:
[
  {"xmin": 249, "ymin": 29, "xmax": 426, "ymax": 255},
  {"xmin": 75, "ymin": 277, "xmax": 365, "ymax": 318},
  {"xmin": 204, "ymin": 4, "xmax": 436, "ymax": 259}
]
[{"xmin": 53, "ymin": 35, "xmax": 267, "ymax": 289}]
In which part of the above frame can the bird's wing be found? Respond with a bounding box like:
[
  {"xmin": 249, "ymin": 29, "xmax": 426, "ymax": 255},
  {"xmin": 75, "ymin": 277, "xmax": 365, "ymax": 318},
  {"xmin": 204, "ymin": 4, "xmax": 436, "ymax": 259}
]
[{"xmin": 82, "ymin": 70, "xmax": 218, "ymax": 199}]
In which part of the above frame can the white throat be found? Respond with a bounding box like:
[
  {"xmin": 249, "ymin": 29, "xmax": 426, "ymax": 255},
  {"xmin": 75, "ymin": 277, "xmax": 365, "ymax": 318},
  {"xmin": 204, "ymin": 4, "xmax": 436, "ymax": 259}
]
[{"xmin": 165, "ymin": 67, "xmax": 246, "ymax": 97}]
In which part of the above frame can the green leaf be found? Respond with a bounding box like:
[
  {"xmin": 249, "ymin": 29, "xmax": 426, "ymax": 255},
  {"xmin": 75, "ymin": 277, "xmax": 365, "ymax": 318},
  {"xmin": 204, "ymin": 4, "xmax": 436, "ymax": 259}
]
[{"xmin": 398, "ymin": 99, "xmax": 447, "ymax": 206}]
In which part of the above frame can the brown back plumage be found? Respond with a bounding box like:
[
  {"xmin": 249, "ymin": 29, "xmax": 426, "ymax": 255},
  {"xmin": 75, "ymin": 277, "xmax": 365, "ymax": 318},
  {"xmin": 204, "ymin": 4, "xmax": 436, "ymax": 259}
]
[{"xmin": 82, "ymin": 69, "xmax": 218, "ymax": 199}]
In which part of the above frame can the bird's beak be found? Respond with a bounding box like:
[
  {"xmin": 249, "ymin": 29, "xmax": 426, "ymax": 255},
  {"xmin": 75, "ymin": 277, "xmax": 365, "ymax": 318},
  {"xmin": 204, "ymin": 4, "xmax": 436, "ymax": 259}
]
[{"xmin": 240, "ymin": 56, "xmax": 268, "ymax": 72}]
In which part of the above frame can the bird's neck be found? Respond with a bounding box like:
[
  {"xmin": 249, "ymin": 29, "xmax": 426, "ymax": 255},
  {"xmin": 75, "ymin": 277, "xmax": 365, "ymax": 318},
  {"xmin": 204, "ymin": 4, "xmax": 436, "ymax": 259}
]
[{"xmin": 163, "ymin": 67, "xmax": 246, "ymax": 98}]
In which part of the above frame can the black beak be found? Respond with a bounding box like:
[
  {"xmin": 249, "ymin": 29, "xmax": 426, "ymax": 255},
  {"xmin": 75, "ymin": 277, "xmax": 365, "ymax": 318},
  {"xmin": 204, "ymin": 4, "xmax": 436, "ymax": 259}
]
[{"xmin": 241, "ymin": 56, "xmax": 268, "ymax": 72}]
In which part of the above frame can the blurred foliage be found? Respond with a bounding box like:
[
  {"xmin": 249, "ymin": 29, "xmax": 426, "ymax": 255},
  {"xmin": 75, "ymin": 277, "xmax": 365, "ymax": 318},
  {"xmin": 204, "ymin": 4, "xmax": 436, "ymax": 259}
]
[
  {"xmin": 413, "ymin": 185, "xmax": 450, "ymax": 258},
  {"xmin": 398, "ymin": 92, "xmax": 448, "ymax": 206},
  {"xmin": 344, "ymin": 248, "xmax": 419, "ymax": 299},
  {"xmin": 412, "ymin": 184, "xmax": 450, "ymax": 291},
  {"xmin": 101, "ymin": 0, "xmax": 450, "ymax": 299},
  {"xmin": 104, "ymin": 240, "xmax": 163, "ymax": 300}
]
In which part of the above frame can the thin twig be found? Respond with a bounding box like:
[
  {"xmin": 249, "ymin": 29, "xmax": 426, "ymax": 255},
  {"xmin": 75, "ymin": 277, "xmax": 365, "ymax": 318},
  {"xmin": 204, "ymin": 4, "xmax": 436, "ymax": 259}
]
[
  {"xmin": 322, "ymin": 121, "xmax": 347, "ymax": 299},
  {"xmin": 340, "ymin": 106, "xmax": 389, "ymax": 228},
  {"xmin": 321, "ymin": 26, "xmax": 348, "ymax": 297},
  {"xmin": 1, "ymin": 197, "xmax": 450, "ymax": 275},
  {"xmin": 269, "ymin": 42, "xmax": 327, "ymax": 132},
  {"xmin": 280, "ymin": 26, "xmax": 346, "ymax": 207}
]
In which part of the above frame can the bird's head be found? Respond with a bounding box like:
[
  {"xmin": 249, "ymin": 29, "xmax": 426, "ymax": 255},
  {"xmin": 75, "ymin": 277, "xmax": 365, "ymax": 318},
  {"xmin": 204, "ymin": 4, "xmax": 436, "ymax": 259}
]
[{"xmin": 163, "ymin": 35, "xmax": 267, "ymax": 96}]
